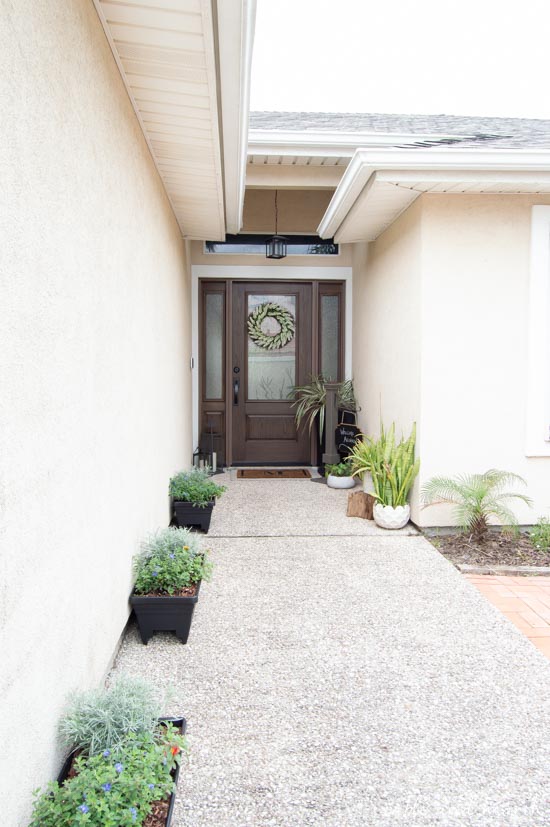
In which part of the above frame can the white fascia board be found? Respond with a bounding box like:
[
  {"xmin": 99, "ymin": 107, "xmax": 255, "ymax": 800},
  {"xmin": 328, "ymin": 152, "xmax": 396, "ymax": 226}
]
[
  {"xmin": 217, "ymin": 0, "xmax": 257, "ymax": 235},
  {"xmin": 318, "ymin": 147, "xmax": 550, "ymax": 239},
  {"xmin": 248, "ymin": 129, "xmax": 475, "ymax": 158}
]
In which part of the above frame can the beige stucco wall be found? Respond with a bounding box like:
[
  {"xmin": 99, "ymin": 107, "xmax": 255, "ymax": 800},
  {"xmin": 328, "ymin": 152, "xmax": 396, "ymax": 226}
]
[
  {"xmin": 351, "ymin": 201, "xmax": 423, "ymax": 521},
  {"xmin": 417, "ymin": 193, "xmax": 550, "ymax": 526},
  {"xmin": 352, "ymin": 193, "xmax": 550, "ymax": 527},
  {"xmin": 0, "ymin": 2, "xmax": 192, "ymax": 823}
]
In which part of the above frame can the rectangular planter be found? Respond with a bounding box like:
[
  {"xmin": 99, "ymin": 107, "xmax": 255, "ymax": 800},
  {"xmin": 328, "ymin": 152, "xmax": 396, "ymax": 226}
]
[
  {"xmin": 130, "ymin": 581, "xmax": 201, "ymax": 644},
  {"xmin": 172, "ymin": 500, "xmax": 214, "ymax": 532},
  {"xmin": 57, "ymin": 717, "xmax": 186, "ymax": 827}
]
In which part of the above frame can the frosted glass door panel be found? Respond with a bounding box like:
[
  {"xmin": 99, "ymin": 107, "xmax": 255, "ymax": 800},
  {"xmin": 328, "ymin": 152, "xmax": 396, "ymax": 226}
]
[
  {"xmin": 247, "ymin": 294, "xmax": 296, "ymax": 400},
  {"xmin": 320, "ymin": 294, "xmax": 340, "ymax": 381},
  {"xmin": 205, "ymin": 293, "xmax": 224, "ymax": 399}
]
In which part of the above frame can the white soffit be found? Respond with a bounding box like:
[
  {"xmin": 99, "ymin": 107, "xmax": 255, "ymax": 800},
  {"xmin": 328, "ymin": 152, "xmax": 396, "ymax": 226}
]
[
  {"xmin": 93, "ymin": 0, "xmax": 255, "ymax": 240},
  {"xmin": 318, "ymin": 148, "xmax": 550, "ymax": 243}
]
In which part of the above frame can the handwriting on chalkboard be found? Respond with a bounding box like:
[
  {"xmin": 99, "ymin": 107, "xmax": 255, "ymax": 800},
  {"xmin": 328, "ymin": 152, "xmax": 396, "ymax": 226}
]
[{"xmin": 335, "ymin": 424, "xmax": 360, "ymax": 456}]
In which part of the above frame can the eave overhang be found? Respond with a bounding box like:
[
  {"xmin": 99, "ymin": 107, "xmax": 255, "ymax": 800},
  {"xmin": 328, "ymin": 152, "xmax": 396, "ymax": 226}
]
[
  {"xmin": 93, "ymin": 0, "xmax": 255, "ymax": 240},
  {"xmin": 317, "ymin": 148, "xmax": 550, "ymax": 242}
]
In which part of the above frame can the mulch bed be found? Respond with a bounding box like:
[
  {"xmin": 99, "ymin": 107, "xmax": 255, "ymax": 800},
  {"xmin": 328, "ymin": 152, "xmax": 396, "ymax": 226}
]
[{"xmin": 430, "ymin": 532, "xmax": 550, "ymax": 567}]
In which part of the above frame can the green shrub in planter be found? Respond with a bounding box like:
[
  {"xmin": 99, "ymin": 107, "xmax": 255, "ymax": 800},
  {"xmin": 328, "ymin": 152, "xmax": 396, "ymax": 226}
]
[
  {"xmin": 30, "ymin": 726, "xmax": 186, "ymax": 827},
  {"xmin": 169, "ymin": 468, "xmax": 226, "ymax": 508},
  {"xmin": 133, "ymin": 528, "xmax": 212, "ymax": 596}
]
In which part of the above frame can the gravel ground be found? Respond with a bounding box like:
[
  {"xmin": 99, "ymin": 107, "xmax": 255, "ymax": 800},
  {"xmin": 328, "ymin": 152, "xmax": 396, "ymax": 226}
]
[
  {"xmin": 207, "ymin": 472, "xmax": 417, "ymax": 537},
  {"xmin": 111, "ymin": 480, "xmax": 550, "ymax": 827}
]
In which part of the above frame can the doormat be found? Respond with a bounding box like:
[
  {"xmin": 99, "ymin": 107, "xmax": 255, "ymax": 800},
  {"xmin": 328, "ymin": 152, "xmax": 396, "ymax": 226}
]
[{"xmin": 237, "ymin": 469, "xmax": 311, "ymax": 479}]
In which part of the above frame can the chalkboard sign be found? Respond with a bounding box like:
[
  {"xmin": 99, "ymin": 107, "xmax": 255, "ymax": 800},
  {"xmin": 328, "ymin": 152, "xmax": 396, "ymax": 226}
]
[{"xmin": 335, "ymin": 423, "xmax": 361, "ymax": 457}]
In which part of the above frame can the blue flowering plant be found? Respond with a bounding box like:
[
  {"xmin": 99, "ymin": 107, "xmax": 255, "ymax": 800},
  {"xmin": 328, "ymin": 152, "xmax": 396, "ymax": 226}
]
[
  {"xmin": 30, "ymin": 726, "xmax": 187, "ymax": 827},
  {"xmin": 133, "ymin": 527, "xmax": 212, "ymax": 596}
]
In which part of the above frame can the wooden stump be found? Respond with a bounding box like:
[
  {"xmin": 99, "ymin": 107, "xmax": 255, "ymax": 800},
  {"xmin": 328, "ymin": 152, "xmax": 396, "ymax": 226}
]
[{"xmin": 346, "ymin": 491, "xmax": 375, "ymax": 520}]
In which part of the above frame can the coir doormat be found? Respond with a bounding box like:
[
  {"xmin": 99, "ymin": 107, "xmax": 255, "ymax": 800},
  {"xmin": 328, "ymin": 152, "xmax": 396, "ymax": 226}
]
[{"xmin": 237, "ymin": 469, "xmax": 311, "ymax": 479}]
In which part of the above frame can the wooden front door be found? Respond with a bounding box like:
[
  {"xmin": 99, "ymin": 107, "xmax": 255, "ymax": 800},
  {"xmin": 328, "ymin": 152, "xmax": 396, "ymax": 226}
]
[{"xmin": 231, "ymin": 282, "xmax": 312, "ymax": 464}]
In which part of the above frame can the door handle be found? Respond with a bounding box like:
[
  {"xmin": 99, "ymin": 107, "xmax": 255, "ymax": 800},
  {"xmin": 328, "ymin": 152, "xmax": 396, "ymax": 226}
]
[{"xmin": 233, "ymin": 377, "xmax": 240, "ymax": 405}]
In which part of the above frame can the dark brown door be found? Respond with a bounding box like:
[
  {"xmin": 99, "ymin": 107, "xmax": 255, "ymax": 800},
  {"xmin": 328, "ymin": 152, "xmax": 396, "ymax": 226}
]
[{"xmin": 232, "ymin": 282, "xmax": 312, "ymax": 464}]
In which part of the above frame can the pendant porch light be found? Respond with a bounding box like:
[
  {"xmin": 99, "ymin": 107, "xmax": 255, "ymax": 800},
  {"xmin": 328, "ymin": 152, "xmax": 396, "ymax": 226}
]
[{"xmin": 266, "ymin": 190, "xmax": 287, "ymax": 259}]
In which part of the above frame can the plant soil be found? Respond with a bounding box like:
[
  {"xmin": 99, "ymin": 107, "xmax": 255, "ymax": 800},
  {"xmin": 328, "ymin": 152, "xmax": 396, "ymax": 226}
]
[
  {"xmin": 138, "ymin": 584, "xmax": 198, "ymax": 598},
  {"xmin": 430, "ymin": 532, "xmax": 550, "ymax": 567},
  {"xmin": 144, "ymin": 799, "xmax": 170, "ymax": 827}
]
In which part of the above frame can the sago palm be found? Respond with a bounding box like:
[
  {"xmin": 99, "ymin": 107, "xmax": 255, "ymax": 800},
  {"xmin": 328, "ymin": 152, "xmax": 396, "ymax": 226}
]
[{"xmin": 421, "ymin": 469, "xmax": 532, "ymax": 541}]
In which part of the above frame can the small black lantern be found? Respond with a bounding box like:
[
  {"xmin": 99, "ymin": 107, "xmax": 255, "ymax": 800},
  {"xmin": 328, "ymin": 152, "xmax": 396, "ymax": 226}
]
[
  {"xmin": 266, "ymin": 190, "xmax": 287, "ymax": 259},
  {"xmin": 192, "ymin": 446, "xmax": 211, "ymax": 472}
]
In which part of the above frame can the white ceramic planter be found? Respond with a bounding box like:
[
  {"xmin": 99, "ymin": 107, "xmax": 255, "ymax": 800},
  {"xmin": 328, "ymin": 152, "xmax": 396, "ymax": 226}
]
[
  {"xmin": 327, "ymin": 474, "xmax": 356, "ymax": 489},
  {"xmin": 362, "ymin": 472, "xmax": 375, "ymax": 494},
  {"xmin": 373, "ymin": 503, "xmax": 410, "ymax": 529}
]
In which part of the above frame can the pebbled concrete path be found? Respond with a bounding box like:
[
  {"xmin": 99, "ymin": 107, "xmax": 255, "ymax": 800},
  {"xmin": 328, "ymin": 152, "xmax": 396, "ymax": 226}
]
[{"xmin": 111, "ymin": 477, "xmax": 550, "ymax": 827}]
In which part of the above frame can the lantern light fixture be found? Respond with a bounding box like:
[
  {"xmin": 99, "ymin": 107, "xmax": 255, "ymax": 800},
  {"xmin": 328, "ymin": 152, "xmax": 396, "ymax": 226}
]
[{"xmin": 266, "ymin": 190, "xmax": 287, "ymax": 259}]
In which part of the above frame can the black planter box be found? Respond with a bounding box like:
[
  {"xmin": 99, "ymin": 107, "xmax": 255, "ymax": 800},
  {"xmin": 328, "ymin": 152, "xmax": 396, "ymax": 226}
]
[
  {"xmin": 130, "ymin": 581, "xmax": 201, "ymax": 644},
  {"xmin": 172, "ymin": 500, "xmax": 214, "ymax": 532},
  {"xmin": 57, "ymin": 717, "xmax": 186, "ymax": 827}
]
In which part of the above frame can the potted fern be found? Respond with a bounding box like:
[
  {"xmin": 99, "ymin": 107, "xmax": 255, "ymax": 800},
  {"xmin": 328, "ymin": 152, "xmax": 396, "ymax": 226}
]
[
  {"xmin": 169, "ymin": 467, "xmax": 226, "ymax": 532},
  {"xmin": 352, "ymin": 423, "xmax": 419, "ymax": 529},
  {"xmin": 130, "ymin": 527, "xmax": 212, "ymax": 644}
]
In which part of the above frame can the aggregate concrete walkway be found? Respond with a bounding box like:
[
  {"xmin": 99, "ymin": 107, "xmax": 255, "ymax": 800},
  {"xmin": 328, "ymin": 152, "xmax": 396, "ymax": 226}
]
[{"xmin": 111, "ymin": 477, "xmax": 550, "ymax": 827}]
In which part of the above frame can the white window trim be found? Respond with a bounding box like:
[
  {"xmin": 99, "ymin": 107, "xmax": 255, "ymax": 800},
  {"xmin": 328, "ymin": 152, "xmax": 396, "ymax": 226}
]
[
  {"xmin": 525, "ymin": 206, "xmax": 550, "ymax": 456},
  {"xmin": 191, "ymin": 265, "xmax": 352, "ymax": 450}
]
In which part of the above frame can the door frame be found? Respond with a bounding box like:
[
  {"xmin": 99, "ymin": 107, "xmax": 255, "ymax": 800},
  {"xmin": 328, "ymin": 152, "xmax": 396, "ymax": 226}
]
[{"xmin": 191, "ymin": 264, "xmax": 353, "ymax": 464}]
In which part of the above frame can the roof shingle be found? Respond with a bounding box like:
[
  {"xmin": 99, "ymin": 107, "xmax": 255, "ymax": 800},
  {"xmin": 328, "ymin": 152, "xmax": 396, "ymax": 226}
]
[{"xmin": 249, "ymin": 111, "xmax": 550, "ymax": 149}]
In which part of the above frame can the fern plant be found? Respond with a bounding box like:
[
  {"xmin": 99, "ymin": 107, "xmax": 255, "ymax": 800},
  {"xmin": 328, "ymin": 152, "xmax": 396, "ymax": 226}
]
[
  {"xmin": 59, "ymin": 676, "xmax": 161, "ymax": 756},
  {"xmin": 421, "ymin": 469, "xmax": 532, "ymax": 541},
  {"xmin": 290, "ymin": 375, "xmax": 356, "ymax": 442}
]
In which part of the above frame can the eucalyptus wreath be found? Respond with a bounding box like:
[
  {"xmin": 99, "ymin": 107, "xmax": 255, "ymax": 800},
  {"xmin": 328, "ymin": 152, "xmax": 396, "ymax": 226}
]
[{"xmin": 247, "ymin": 302, "xmax": 295, "ymax": 350}]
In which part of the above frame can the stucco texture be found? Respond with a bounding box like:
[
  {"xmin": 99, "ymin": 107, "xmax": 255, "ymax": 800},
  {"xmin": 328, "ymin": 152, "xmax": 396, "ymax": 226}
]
[
  {"xmin": 0, "ymin": 1, "xmax": 192, "ymax": 823},
  {"xmin": 351, "ymin": 193, "xmax": 550, "ymax": 527},
  {"xmin": 351, "ymin": 201, "xmax": 423, "ymax": 521},
  {"xmin": 419, "ymin": 193, "xmax": 550, "ymax": 526}
]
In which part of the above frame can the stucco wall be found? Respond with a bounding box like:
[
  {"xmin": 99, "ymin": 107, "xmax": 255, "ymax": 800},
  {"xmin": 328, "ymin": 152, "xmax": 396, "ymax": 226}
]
[
  {"xmin": 352, "ymin": 193, "xmax": 550, "ymax": 527},
  {"xmin": 0, "ymin": 2, "xmax": 192, "ymax": 823},
  {"xmin": 351, "ymin": 201, "xmax": 423, "ymax": 521},
  {"xmin": 417, "ymin": 193, "xmax": 550, "ymax": 526}
]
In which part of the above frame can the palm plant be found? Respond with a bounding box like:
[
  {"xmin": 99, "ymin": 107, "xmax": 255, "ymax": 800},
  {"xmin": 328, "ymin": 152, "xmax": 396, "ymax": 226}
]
[
  {"xmin": 421, "ymin": 469, "xmax": 532, "ymax": 541},
  {"xmin": 290, "ymin": 375, "xmax": 356, "ymax": 442}
]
